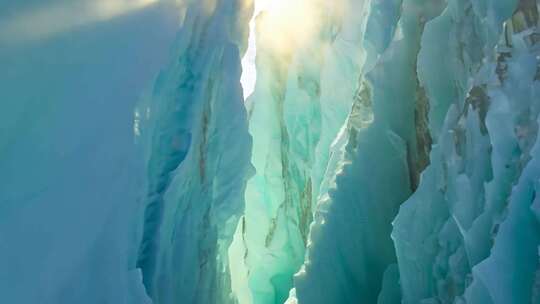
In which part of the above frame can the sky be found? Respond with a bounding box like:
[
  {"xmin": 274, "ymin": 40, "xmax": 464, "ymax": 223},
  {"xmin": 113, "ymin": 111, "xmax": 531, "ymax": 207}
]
[{"xmin": 240, "ymin": 2, "xmax": 261, "ymax": 99}]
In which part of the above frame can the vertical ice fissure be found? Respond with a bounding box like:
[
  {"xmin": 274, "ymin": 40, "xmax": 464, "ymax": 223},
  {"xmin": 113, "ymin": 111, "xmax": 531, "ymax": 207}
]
[{"xmin": 134, "ymin": 1, "xmax": 540, "ymax": 304}]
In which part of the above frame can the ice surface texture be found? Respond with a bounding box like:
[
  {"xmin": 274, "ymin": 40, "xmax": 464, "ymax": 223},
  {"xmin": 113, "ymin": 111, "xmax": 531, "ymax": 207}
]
[
  {"xmin": 229, "ymin": 0, "xmax": 540, "ymax": 303},
  {"xmin": 135, "ymin": 0, "xmax": 253, "ymax": 304},
  {"xmin": 0, "ymin": 2, "xmax": 179, "ymax": 303},
  {"xmin": 3, "ymin": 0, "xmax": 540, "ymax": 304}
]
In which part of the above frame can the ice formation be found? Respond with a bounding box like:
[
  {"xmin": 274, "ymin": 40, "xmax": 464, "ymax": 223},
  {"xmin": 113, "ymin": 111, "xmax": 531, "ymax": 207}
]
[
  {"xmin": 195, "ymin": 0, "xmax": 539, "ymax": 303},
  {"xmin": 135, "ymin": 1, "xmax": 253, "ymax": 303},
  {"xmin": 3, "ymin": 0, "xmax": 540, "ymax": 303}
]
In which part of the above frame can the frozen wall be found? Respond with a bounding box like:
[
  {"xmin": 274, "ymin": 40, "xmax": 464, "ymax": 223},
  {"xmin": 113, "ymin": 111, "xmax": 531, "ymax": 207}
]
[
  {"xmin": 0, "ymin": 1, "xmax": 180, "ymax": 303},
  {"xmin": 135, "ymin": 0, "xmax": 253, "ymax": 304}
]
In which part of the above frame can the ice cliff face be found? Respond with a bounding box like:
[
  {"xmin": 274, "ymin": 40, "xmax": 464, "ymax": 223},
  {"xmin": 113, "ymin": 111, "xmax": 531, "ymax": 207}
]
[
  {"xmin": 393, "ymin": 1, "xmax": 540, "ymax": 303},
  {"xmin": 136, "ymin": 0, "xmax": 540, "ymax": 303},
  {"xmin": 135, "ymin": 1, "xmax": 253, "ymax": 303},
  {"xmin": 0, "ymin": 2, "xmax": 180, "ymax": 303},
  {"xmin": 286, "ymin": 1, "xmax": 540, "ymax": 303}
]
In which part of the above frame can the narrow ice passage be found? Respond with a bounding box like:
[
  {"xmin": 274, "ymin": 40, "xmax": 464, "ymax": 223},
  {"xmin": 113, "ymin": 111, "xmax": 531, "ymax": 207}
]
[
  {"xmin": 3, "ymin": 0, "xmax": 540, "ymax": 304},
  {"xmin": 137, "ymin": 0, "xmax": 540, "ymax": 303},
  {"xmin": 231, "ymin": 0, "xmax": 540, "ymax": 303}
]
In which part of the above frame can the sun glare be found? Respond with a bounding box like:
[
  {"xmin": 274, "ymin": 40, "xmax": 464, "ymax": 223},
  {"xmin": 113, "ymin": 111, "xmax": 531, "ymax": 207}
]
[
  {"xmin": 240, "ymin": 0, "xmax": 323, "ymax": 99},
  {"xmin": 257, "ymin": 0, "xmax": 320, "ymax": 54}
]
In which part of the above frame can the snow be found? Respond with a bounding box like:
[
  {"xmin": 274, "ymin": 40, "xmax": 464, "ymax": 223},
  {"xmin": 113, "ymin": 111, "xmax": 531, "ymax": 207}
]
[{"xmin": 0, "ymin": 2, "xmax": 180, "ymax": 303}]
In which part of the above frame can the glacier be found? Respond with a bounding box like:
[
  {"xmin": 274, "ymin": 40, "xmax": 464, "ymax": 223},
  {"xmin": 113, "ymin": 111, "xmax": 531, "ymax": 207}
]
[
  {"xmin": 135, "ymin": 0, "xmax": 253, "ymax": 303},
  {"xmin": 2, "ymin": 0, "xmax": 540, "ymax": 303}
]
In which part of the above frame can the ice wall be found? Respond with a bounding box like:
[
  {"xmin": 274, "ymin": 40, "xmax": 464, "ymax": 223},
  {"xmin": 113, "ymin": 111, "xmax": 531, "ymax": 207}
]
[
  {"xmin": 393, "ymin": 1, "xmax": 540, "ymax": 303},
  {"xmin": 0, "ymin": 1, "xmax": 180, "ymax": 303},
  {"xmin": 135, "ymin": 0, "xmax": 253, "ymax": 303},
  {"xmin": 287, "ymin": 0, "xmax": 540, "ymax": 303},
  {"xmin": 288, "ymin": 0, "xmax": 446, "ymax": 302}
]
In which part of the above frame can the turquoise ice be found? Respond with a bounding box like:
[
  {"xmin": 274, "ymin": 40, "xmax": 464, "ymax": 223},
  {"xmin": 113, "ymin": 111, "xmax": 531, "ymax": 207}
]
[{"xmin": 2, "ymin": 0, "xmax": 540, "ymax": 304}]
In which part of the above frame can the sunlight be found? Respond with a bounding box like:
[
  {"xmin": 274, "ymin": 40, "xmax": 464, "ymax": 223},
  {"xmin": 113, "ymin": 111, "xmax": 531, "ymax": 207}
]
[
  {"xmin": 240, "ymin": 1, "xmax": 259, "ymax": 99},
  {"xmin": 257, "ymin": 0, "xmax": 320, "ymax": 54},
  {"xmin": 240, "ymin": 0, "xmax": 322, "ymax": 99},
  {"xmin": 0, "ymin": 0, "xmax": 159, "ymax": 45}
]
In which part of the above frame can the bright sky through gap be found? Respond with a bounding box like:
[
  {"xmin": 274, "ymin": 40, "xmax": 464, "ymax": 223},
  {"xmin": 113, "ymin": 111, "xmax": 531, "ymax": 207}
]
[
  {"xmin": 240, "ymin": 0, "xmax": 320, "ymax": 99},
  {"xmin": 240, "ymin": 2, "xmax": 262, "ymax": 99},
  {"xmin": 239, "ymin": 0, "xmax": 282, "ymax": 99}
]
